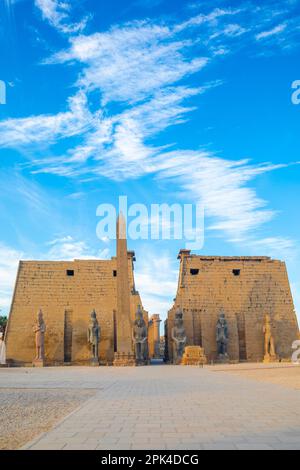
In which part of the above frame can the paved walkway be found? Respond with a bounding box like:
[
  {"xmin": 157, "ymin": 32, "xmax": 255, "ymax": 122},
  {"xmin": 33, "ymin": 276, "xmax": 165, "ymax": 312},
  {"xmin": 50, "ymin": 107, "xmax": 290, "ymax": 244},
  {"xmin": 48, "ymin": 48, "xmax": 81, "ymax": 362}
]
[{"xmin": 13, "ymin": 364, "xmax": 300, "ymax": 450}]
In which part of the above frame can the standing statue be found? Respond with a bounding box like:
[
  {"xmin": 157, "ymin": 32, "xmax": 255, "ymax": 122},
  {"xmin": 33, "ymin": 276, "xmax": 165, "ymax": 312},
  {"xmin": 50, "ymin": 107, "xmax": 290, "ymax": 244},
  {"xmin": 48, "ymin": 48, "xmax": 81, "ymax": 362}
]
[
  {"xmin": 171, "ymin": 307, "xmax": 186, "ymax": 364},
  {"xmin": 216, "ymin": 311, "xmax": 229, "ymax": 359},
  {"xmin": 132, "ymin": 305, "xmax": 148, "ymax": 365},
  {"xmin": 33, "ymin": 309, "xmax": 46, "ymax": 364},
  {"xmin": 87, "ymin": 309, "xmax": 101, "ymax": 364},
  {"xmin": 0, "ymin": 331, "xmax": 6, "ymax": 365},
  {"xmin": 263, "ymin": 314, "xmax": 276, "ymax": 362}
]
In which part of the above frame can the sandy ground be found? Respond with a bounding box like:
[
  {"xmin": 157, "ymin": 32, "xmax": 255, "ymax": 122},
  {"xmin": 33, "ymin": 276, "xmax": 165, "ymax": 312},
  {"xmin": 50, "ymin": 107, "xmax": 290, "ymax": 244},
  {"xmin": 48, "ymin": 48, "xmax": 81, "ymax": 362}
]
[
  {"xmin": 0, "ymin": 388, "xmax": 95, "ymax": 450},
  {"xmin": 210, "ymin": 363, "xmax": 300, "ymax": 390}
]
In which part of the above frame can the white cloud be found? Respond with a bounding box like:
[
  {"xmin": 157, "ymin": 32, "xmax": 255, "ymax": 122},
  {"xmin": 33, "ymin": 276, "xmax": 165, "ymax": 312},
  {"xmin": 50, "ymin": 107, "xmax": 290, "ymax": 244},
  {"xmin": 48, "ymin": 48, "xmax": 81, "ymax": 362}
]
[
  {"xmin": 156, "ymin": 151, "xmax": 289, "ymax": 240},
  {"xmin": 174, "ymin": 7, "xmax": 243, "ymax": 33},
  {"xmin": 209, "ymin": 23, "xmax": 248, "ymax": 40},
  {"xmin": 30, "ymin": 83, "xmax": 221, "ymax": 180},
  {"xmin": 244, "ymin": 237, "xmax": 296, "ymax": 255},
  {"xmin": 0, "ymin": 91, "xmax": 96, "ymax": 148},
  {"xmin": 35, "ymin": 0, "xmax": 89, "ymax": 34},
  {"xmin": 49, "ymin": 24, "xmax": 208, "ymax": 105},
  {"xmin": 46, "ymin": 235, "xmax": 105, "ymax": 260},
  {"xmin": 255, "ymin": 23, "xmax": 287, "ymax": 40}
]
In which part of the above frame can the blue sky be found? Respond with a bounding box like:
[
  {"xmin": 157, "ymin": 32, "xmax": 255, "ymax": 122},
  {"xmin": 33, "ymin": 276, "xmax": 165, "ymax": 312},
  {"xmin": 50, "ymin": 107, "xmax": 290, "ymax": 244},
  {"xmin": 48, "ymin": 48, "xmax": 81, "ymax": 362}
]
[{"xmin": 0, "ymin": 0, "xmax": 300, "ymax": 323}]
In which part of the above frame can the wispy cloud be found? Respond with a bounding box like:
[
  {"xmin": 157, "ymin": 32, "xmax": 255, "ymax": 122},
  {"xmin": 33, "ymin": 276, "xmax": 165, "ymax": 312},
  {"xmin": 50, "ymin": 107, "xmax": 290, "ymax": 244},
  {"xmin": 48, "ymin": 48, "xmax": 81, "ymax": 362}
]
[
  {"xmin": 34, "ymin": 0, "xmax": 89, "ymax": 34},
  {"xmin": 245, "ymin": 236, "xmax": 296, "ymax": 252},
  {"xmin": 0, "ymin": 91, "xmax": 96, "ymax": 148},
  {"xmin": 48, "ymin": 23, "xmax": 208, "ymax": 105},
  {"xmin": 46, "ymin": 235, "xmax": 109, "ymax": 260},
  {"xmin": 156, "ymin": 152, "xmax": 290, "ymax": 240},
  {"xmin": 255, "ymin": 23, "xmax": 287, "ymax": 40},
  {"xmin": 174, "ymin": 7, "xmax": 243, "ymax": 33},
  {"xmin": 231, "ymin": 236, "xmax": 298, "ymax": 261}
]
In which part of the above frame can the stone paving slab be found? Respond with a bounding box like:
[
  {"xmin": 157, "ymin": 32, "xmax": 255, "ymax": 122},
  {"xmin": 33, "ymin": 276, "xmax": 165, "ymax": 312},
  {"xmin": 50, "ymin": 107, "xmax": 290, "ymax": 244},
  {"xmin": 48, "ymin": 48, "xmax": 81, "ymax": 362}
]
[
  {"xmin": 12, "ymin": 364, "xmax": 300, "ymax": 450},
  {"xmin": 213, "ymin": 362, "xmax": 300, "ymax": 390}
]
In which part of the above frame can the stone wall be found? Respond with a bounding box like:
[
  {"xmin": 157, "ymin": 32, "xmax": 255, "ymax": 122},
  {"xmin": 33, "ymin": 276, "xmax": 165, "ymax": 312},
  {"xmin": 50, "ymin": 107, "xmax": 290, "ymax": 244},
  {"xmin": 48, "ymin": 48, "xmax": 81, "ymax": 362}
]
[
  {"xmin": 5, "ymin": 255, "xmax": 146, "ymax": 365},
  {"xmin": 166, "ymin": 252, "xmax": 299, "ymax": 363}
]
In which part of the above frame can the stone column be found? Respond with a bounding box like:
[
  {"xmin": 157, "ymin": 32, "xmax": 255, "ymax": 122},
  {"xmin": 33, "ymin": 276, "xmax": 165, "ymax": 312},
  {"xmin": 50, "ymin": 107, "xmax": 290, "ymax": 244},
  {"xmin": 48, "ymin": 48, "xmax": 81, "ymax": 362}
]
[
  {"xmin": 113, "ymin": 212, "xmax": 136, "ymax": 366},
  {"xmin": 151, "ymin": 314, "xmax": 161, "ymax": 358}
]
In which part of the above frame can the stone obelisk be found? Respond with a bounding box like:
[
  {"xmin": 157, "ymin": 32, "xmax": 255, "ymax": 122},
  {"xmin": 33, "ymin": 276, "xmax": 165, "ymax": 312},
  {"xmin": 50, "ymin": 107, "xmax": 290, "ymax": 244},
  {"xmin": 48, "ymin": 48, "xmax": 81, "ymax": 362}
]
[{"xmin": 113, "ymin": 212, "xmax": 136, "ymax": 366}]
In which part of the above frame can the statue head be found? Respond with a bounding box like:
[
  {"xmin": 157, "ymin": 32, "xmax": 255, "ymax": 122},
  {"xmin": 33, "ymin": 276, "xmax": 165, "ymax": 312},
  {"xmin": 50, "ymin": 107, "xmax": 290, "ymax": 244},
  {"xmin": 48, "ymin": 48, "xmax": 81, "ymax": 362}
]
[
  {"xmin": 265, "ymin": 314, "xmax": 271, "ymax": 323},
  {"xmin": 218, "ymin": 311, "xmax": 226, "ymax": 325},
  {"xmin": 37, "ymin": 309, "xmax": 44, "ymax": 325},
  {"xmin": 135, "ymin": 305, "xmax": 145, "ymax": 327},
  {"xmin": 174, "ymin": 307, "xmax": 184, "ymax": 327},
  {"xmin": 90, "ymin": 309, "xmax": 98, "ymax": 325}
]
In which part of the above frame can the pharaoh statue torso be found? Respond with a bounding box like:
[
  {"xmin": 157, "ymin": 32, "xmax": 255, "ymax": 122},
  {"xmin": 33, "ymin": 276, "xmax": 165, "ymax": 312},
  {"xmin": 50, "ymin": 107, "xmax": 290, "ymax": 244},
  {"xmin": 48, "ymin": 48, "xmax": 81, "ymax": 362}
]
[
  {"xmin": 263, "ymin": 314, "xmax": 276, "ymax": 360},
  {"xmin": 133, "ymin": 305, "xmax": 148, "ymax": 364},
  {"xmin": 87, "ymin": 310, "xmax": 100, "ymax": 362},
  {"xmin": 171, "ymin": 308, "xmax": 186, "ymax": 364},
  {"xmin": 216, "ymin": 311, "xmax": 229, "ymax": 358},
  {"xmin": 34, "ymin": 309, "xmax": 46, "ymax": 361}
]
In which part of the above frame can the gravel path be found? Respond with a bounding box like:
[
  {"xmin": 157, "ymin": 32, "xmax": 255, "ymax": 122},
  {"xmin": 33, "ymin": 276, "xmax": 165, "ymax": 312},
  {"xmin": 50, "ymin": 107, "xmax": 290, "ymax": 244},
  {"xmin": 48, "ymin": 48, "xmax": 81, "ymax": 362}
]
[{"xmin": 0, "ymin": 388, "xmax": 95, "ymax": 450}]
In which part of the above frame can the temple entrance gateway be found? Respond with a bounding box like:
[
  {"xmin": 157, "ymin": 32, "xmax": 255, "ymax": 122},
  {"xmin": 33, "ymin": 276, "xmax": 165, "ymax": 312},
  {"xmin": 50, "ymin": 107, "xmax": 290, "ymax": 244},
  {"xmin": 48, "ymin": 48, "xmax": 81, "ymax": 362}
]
[{"xmin": 4, "ymin": 217, "xmax": 299, "ymax": 366}]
